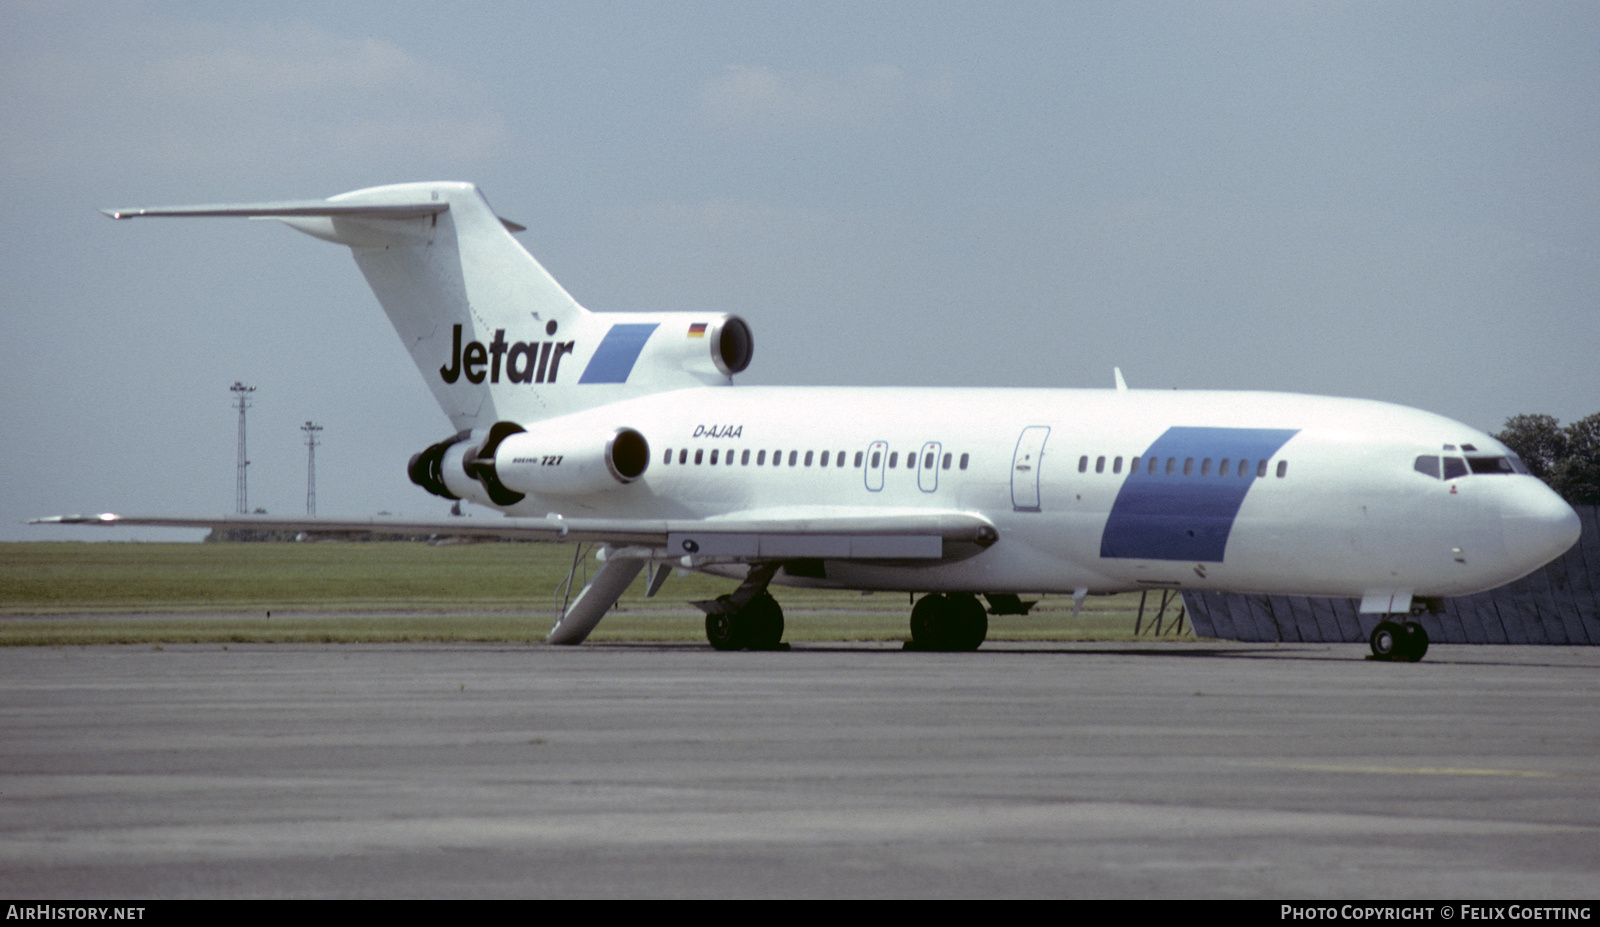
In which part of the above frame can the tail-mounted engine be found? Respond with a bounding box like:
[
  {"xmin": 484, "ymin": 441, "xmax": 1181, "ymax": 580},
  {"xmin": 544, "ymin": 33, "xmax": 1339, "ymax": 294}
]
[
  {"xmin": 408, "ymin": 432, "xmax": 466, "ymax": 501},
  {"xmin": 702, "ymin": 315, "xmax": 754, "ymax": 377},
  {"xmin": 409, "ymin": 420, "xmax": 650, "ymax": 508},
  {"xmin": 602, "ymin": 312, "xmax": 751, "ymax": 382}
]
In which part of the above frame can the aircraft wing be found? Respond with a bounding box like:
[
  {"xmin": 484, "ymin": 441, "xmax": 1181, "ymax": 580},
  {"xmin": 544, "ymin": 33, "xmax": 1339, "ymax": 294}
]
[{"xmin": 30, "ymin": 510, "xmax": 998, "ymax": 562}]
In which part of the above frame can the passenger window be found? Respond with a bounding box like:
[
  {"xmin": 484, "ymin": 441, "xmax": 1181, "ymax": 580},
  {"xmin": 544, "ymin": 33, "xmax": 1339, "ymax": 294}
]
[
  {"xmin": 1276, "ymin": 460, "xmax": 1288, "ymax": 478},
  {"xmin": 870, "ymin": 451, "xmax": 881, "ymax": 468},
  {"xmin": 1148, "ymin": 457, "xmax": 1158, "ymax": 475},
  {"xmin": 757, "ymin": 450, "xmax": 766, "ymax": 465},
  {"xmin": 679, "ymin": 449, "xmax": 688, "ymax": 465},
  {"xmin": 1443, "ymin": 457, "xmax": 1468, "ymax": 480},
  {"xmin": 959, "ymin": 453, "xmax": 969, "ymax": 470},
  {"xmin": 820, "ymin": 451, "xmax": 829, "ymax": 467},
  {"xmin": 942, "ymin": 453, "xmax": 952, "ymax": 470},
  {"xmin": 694, "ymin": 449, "xmax": 704, "ymax": 465},
  {"xmin": 1095, "ymin": 456, "xmax": 1105, "ymax": 474},
  {"xmin": 924, "ymin": 452, "xmax": 935, "ymax": 469},
  {"xmin": 1238, "ymin": 459, "xmax": 1249, "ymax": 477},
  {"xmin": 788, "ymin": 450, "xmax": 798, "ymax": 466},
  {"xmin": 1201, "ymin": 458, "xmax": 1211, "ymax": 476},
  {"xmin": 889, "ymin": 452, "xmax": 898, "ymax": 468},
  {"xmin": 1165, "ymin": 457, "xmax": 1176, "ymax": 475},
  {"xmin": 741, "ymin": 450, "xmax": 750, "ymax": 465},
  {"xmin": 1183, "ymin": 458, "xmax": 1194, "ymax": 476},
  {"xmin": 1079, "ymin": 456, "xmax": 1088, "ymax": 473},
  {"xmin": 804, "ymin": 451, "xmax": 813, "ymax": 467},
  {"xmin": 1257, "ymin": 460, "xmax": 1267, "ymax": 478},
  {"xmin": 856, "ymin": 451, "xmax": 866, "ymax": 467},
  {"xmin": 710, "ymin": 449, "xmax": 719, "ymax": 465},
  {"xmin": 727, "ymin": 449, "xmax": 736, "ymax": 466},
  {"xmin": 1218, "ymin": 458, "xmax": 1229, "ymax": 477},
  {"xmin": 1130, "ymin": 456, "xmax": 1140, "ymax": 473},
  {"xmin": 1113, "ymin": 456, "xmax": 1123, "ymax": 474},
  {"xmin": 664, "ymin": 449, "xmax": 673, "ymax": 465},
  {"xmin": 1414, "ymin": 455, "xmax": 1440, "ymax": 479},
  {"xmin": 838, "ymin": 451, "xmax": 847, "ymax": 468}
]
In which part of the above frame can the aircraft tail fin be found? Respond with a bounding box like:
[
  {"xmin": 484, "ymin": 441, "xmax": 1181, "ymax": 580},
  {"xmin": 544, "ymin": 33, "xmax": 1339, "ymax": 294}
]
[{"xmin": 107, "ymin": 182, "xmax": 749, "ymax": 434}]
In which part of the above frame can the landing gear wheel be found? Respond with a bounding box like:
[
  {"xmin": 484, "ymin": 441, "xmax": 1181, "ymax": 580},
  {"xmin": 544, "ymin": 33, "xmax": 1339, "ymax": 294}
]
[
  {"xmin": 1398, "ymin": 622, "xmax": 1429, "ymax": 663},
  {"xmin": 944, "ymin": 593, "xmax": 988, "ymax": 652},
  {"xmin": 909, "ymin": 594, "xmax": 948, "ymax": 650},
  {"xmin": 1369, "ymin": 620, "xmax": 1402, "ymax": 661},
  {"xmin": 907, "ymin": 593, "xmax": 988, "ymax": 652},
  {"xmin": 742, "ymin": 592, "xmax": 786, "ymax": 650},
  {"xmin": 705, "ymin": 597, "xmax": 743, "ymax": 651},
  {"xmin": 704, "ymin": 592, "xmax": 786, "ymax": 651}
]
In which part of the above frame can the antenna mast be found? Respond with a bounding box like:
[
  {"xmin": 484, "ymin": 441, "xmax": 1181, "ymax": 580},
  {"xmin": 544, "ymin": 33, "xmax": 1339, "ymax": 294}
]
[
  {"xmin": 302, "ymin": 421, "xmax": 323, "ymax": 516},
  {"xmin": 230, "ymin": 382, "xmax": 255, "ymax": 514}
]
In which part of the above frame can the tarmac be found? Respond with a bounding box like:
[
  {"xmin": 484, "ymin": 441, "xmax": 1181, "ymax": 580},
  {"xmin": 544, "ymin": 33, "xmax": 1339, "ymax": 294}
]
[{"xmin": 1, "ymin": 640, "xmax": 1596, "ymax": 898}]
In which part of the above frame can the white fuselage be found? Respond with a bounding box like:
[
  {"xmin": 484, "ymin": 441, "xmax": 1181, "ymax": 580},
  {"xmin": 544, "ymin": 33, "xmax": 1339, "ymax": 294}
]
[{"xmin": 479, "ymin": 385, "xmax": 1579, "ymax": 601}]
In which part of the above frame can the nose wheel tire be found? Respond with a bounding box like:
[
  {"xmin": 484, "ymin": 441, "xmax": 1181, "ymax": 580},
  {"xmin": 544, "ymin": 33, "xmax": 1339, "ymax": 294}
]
[
  {"xmin": 1399, "ymin": 621, "xmax": 1429, "ymax": 662},
  {"xmin": 1369, "ymin": 620, "xmax": 1428, "ymax": 662}
]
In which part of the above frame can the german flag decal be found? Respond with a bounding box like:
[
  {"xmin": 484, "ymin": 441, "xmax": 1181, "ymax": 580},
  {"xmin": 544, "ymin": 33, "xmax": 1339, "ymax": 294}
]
[{"xmin": 687, "ymin": 323, "xmax": 707, "ymax": 337}]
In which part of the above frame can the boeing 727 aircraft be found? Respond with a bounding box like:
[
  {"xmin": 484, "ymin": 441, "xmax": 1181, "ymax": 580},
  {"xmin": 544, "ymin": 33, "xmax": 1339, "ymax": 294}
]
[{"xmin": 40, "ymin": 182, "xmax": 1582, "ymax": 661}]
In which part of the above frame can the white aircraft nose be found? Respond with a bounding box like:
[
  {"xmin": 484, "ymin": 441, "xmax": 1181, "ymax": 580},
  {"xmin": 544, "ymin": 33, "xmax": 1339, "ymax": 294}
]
[{"xmin": 1501, "ymin": 478, "xmax": 1582, "ymax": 572}]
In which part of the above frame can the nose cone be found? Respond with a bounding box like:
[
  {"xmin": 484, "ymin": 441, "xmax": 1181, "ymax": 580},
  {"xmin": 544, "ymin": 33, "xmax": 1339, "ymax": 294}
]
[{"xmin": 1501, "ymin": 478, "xmax": 1582, "ymax": 574}]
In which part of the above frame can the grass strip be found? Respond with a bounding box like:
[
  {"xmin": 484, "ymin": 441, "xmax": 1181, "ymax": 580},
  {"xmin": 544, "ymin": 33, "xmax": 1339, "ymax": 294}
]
[{"xmin": 1, "ymin": 542, "xmax": 1194, "ymax": 646}]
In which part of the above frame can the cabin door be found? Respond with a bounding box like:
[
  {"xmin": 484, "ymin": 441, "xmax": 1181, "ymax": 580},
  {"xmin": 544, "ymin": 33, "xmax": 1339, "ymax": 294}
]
[{"xmin": 1011, "ymin": 426, "xmax": 1050, "ymax": 512}]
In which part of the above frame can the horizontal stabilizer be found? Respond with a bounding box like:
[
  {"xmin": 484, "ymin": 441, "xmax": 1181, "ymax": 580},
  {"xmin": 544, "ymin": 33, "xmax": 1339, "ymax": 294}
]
[{"xmin": 103, "ymin": 200, "xmax": 449, "ymax": 221}]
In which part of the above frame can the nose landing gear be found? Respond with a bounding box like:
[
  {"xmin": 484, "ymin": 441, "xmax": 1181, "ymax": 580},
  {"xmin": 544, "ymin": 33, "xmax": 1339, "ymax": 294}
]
[{"xmin": 1369, "ymin": 619, "xmax": 1429, "ymax": 662}]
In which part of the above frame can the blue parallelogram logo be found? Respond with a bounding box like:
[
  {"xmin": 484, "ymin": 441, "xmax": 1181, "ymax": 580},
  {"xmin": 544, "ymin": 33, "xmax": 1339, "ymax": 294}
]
[
  {"xmin": 1099, "ymin": 426, "xmax": 1299, "ymax": 562},
  {"xmin": 579, "ymin": 323, "xmax": 660, "ymax": 384}
]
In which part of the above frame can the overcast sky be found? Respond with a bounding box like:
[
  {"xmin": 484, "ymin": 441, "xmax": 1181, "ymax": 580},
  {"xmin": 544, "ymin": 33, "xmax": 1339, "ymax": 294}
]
[{"xmin": 4, "ymin": 1, "xmax": 1597, "ymax": 541}]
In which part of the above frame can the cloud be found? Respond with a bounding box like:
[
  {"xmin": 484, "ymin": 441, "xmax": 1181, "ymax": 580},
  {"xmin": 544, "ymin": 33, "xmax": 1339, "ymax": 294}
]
[
  {"xmin": 1, "ymin": 16, "xmax": 506, "ymax": 181},
  {"xmin": 700, "ymin": 64, "xmax": 953, "ymax": 132}
]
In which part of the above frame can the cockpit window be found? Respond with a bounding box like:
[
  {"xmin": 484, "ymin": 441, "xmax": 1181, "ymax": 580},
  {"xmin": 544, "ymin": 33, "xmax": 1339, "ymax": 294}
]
[
  {"xmin": 1467, "ymin": 456, "xmax": 1516, "ymax": 475},
  {"xmin": 1418, "ymin": 451, "xmax": 1526, "ymax": 480}
]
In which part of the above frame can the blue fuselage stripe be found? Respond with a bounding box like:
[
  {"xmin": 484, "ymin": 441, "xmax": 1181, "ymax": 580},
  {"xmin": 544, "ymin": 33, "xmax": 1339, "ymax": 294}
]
[
  {"xmin": 1099, "ymin": 426, "xmax": 1300, "ymax": 562},
  {"xmin": 578, "ymin": 323, "xmax": 660, "ymax": 384}
]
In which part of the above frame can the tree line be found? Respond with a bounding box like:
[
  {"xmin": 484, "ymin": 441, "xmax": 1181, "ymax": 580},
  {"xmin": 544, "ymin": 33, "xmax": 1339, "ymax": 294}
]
[{"xmin": 1497, "ymin": 412, "xmax": 1600, "ymax": 506}]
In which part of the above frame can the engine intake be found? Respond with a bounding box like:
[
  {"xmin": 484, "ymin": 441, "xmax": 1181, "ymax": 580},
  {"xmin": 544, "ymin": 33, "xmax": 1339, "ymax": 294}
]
[{"xmin": 711, "ymin": 316, "xmax": 753, "ymax": 376}]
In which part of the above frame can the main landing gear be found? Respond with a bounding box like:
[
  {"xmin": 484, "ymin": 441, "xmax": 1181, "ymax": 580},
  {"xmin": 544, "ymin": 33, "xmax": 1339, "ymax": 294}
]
[
  {"xmin": 696, "ymin": 563, "xmax": 787, "ymax": 651},
  {"xmin": 704, "ymin": 591, "xmax": 786, "ymax": 651},
  {"xmin": 907, "ymin": 593, "xmax": 988, "ymax": 652},
  {"xmin": 1369, "ymin": 619, "xmax": 1429, "ymax": 662},
  {"xmin": 696, "ymin": 565, "xmax": 992, "ymax": 653}
]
